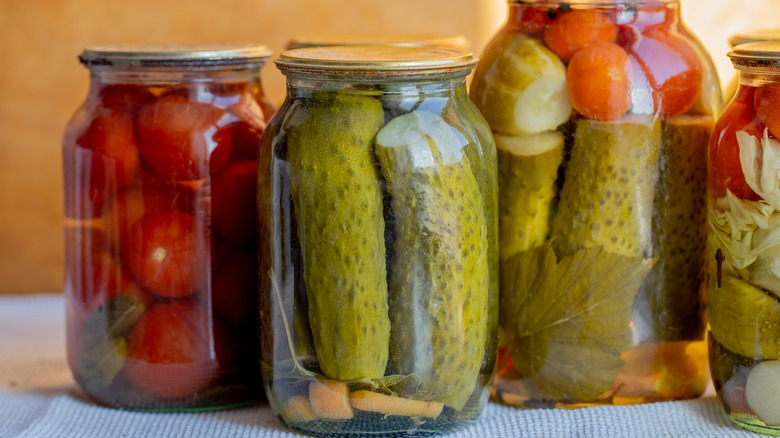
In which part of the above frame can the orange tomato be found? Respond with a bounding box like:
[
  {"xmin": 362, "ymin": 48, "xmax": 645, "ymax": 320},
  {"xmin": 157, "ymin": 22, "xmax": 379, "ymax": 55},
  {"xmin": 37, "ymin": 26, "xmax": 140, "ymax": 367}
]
[
  {"xmin": 544, "ymin": 9, "xmax": 617, "ymax": 61},
  {"xmin": 754, "ymin": 81, "xmax": 780, "ymax": 138},
  {"xmin": 631, "ymin": 26, "xmax": 702, "ymax": 117},
  {"xmin": 567, "ymin": 42, "xmax": 631, "ymax": 121}
]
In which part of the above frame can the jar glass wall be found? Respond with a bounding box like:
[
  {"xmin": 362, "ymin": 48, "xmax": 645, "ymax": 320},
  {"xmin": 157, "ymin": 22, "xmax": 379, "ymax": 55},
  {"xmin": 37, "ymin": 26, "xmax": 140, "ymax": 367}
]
[
  {"xmin": 708, "ymin": 41, "xmax": 780, "ymax": 436},
  {"xmin": 258, "ymin": 46, "xmax": 498, "ymax": 436},
  {"xmin": 471, "ymin": 1, "xmax": 721, "ymax": 408},
  {"xmin": 63, "ymin": 44, "xmax": 272, "ymax": 411}
]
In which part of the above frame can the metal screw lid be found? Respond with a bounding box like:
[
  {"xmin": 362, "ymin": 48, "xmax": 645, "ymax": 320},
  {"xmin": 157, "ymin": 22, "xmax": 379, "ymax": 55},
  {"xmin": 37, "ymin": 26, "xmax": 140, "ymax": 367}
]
[
  {"xmin": 286, "ymin": 33, "xmax": 470, "ymax": 51},
  {"xmin": 275, "ymin": 45, "xmax": 477, "ymax": 79},
  {"xmin": 79, "ymin": 43, "xmax": 272, "ymax": 67},
  {"xmin": 729, "ymin": 41, "xmax": 780, "ymax": 69}
]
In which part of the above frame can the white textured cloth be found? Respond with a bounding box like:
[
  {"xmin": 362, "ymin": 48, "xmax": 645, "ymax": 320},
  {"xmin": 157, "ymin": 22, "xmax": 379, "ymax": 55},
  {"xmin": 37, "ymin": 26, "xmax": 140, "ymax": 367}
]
[{"xmin": 0, "ymin": 294, "xmax": 755, "ymax": 438}]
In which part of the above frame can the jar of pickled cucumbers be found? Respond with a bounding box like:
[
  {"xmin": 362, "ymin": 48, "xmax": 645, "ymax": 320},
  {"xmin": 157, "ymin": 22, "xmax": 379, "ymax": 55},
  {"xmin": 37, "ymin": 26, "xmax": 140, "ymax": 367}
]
[
  {"xmin": 708, "ymin": 41, "xmax": 780, "ymax": 436},
  {"xmin": 470, "ymin": 0, "xmax": 722, "ymax": 408},
  {"xmin": 258, "ymin": 45, "xmax": 497, "ymax": 435},
  {"xmin": 63, "ymin": 44, "xmax": 273, "ymax": 410}
]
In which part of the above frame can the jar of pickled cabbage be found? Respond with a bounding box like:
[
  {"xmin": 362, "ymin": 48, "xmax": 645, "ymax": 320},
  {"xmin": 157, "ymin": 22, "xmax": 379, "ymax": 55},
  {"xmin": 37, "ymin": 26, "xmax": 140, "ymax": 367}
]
[
  {"xmin": 258, "ymin": 45, "xmax": 497, "ymax": 435},
  {"xmin": 470, "ymin": 0, "xmax": 721, "ymax": 408},
  {"xmin": 708, "ymin": 41, "xmax": 780, "ymax": 435},
  {"xmin": 63, "ymin": 44, "xmax": 273, "ymax": 410}
]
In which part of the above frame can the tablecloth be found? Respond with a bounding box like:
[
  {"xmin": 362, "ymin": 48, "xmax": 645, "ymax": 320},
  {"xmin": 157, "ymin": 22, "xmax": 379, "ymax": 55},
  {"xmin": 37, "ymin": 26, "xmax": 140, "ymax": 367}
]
[{"xmin": 0, "ymin": 294, "xmax": 758, "ymax": 438}]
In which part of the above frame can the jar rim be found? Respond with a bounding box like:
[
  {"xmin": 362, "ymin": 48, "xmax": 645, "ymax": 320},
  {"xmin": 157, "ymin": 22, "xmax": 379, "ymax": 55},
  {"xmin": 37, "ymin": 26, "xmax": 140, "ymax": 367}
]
[
  {"xmin": 729, "ymin": 41, "xmax": 780, "ymax": 68},
  {"xmin": 286, "ymin": 33, "xmax": 470, "ymax": 51},
  {"xmin": 729, "ymin": 29, "xmax": 780, "ymax": 48},
  {"xmin": 275, "ymin": 45, "xmax": 477, "ymax": 79},
  {"xmin": 79, "ymin": 43, "xmax": 272, "ymax": 68}
]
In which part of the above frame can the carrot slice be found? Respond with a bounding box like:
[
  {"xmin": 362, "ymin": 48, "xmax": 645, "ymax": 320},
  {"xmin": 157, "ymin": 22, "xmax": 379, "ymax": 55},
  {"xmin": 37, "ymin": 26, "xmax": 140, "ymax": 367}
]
[
  {"xmin": 281, "ymin": 395, "xmax": 316, "ymax": 422},
  {"xmin": 349, "ymin": 390, "xmax": 444, "ymax": 419},
  {"xmin": 309, "ymin": 381, "xmax": 354, "ymax": 420}
]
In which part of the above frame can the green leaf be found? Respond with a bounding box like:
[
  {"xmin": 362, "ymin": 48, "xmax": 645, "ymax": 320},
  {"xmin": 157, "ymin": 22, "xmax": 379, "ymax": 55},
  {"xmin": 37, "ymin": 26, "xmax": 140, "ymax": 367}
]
[
  {"xmin": 500, "ymin": 242, "xmax": 654, "ymax": 402},
  {"xmin": 77, "ymin": 294, "xmax": 145, "ymax": 389}
]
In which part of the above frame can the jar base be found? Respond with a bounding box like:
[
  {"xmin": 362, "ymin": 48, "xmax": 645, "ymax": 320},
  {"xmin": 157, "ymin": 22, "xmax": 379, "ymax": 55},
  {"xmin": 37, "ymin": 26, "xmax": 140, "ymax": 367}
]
[{"xmin": 728, "ymin": 415, "xmax": 780, "ymax": 436}]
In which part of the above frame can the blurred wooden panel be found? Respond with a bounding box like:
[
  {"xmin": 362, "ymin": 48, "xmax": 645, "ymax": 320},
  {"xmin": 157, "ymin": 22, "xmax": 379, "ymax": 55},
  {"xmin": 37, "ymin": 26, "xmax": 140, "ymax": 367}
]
[{"xmin": 0, "ymin": 0, "xmax": 504, "ymax": 293}]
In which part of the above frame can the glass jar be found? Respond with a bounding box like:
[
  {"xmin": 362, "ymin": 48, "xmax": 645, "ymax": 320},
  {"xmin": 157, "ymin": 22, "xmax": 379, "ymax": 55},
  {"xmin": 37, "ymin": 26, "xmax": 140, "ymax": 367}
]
[
  {"xmin": 63, "ymin": 44, "xmax": 273, "ymax": 411},
  {"xmin": 258, "ymin": 45, "xmax": 497, "ymax": 436},
  {"xmin": 708, "ymin": 41, "xmax": 780, "ymax": 436},
  {"xmin": 471, "ymin": 0, "xmax": 721, "ymax": 408},
  {"xmin": 723, "ymin": 29, "xmax": 780, "ymax": 103}
]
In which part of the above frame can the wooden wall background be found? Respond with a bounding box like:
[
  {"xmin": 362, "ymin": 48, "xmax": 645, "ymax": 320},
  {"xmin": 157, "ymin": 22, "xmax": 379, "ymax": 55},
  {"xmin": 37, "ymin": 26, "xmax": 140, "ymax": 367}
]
[{"xmin": 0, "ymin": 0, "xmax": 776, "ymax": 293}]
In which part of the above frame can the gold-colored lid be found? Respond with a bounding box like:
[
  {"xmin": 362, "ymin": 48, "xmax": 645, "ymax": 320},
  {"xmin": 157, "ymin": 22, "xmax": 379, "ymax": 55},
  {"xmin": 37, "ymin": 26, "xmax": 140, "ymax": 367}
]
[
  {"xmin": 729, "ymin": 28, "xmax": 780, "ymax": 48},
  {"xmin": 275, "ymin": 45, "xmax": 477, "ymax": 78},
  {"xmin": 79, "ymin": 43, "xmax": 272, "ymax": 67},
  {"xmin": 729, "ymin": 41, "xmax": 780, "ymax": 69},
  {"xmin": 286, "ymin": 33, "xmax": 470, "ymax": 51}
]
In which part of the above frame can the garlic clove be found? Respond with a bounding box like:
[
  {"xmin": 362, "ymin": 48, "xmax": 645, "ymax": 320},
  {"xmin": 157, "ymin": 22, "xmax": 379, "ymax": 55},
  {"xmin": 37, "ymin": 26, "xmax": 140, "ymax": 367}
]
[{"xmin": 745, "ymin": 360, "xmax": 780, "ymax": 426}]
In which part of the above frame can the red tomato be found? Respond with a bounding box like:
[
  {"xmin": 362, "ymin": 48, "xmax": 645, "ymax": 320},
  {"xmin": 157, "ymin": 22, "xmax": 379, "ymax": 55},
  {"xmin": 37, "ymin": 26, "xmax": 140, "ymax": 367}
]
[
  {"xmin": 122, "ymin": 211, "xmax": 211, "ymax": 298},
  {"xmin": 710, "ymin": 86, "xmax": 763, "ymax": 200},
  {"xmin": 216, "ymin": 120, "xmax": 264, "ymax": 161},
  {"xmin": 507, "ymin": 5, "xmax": 554, "ymax": 37},
  {"xmin": 64, "ymin": 226, "xmax": 152, "ymax": 321},
  {"xmin": 754, "ymin": 82, "xmax": 780, "ymax": 138},
  {"xmin": 631, "ymin": 26, "xmax": 702, "ymax": 117},
  {"xmin": 544, "ymin": 9, "xmax": 617, "ymax": 61},
  {"xmin": 136, "ymin": 95, "xmax": 231, "ymax": 181},
  {"xmin": 212, "ymin": 249, "xmax": 258, "ymax": 329},
  {"xmin": 614, "ymin": 3, "xmax": 672, "ymax": 28},
  {"xmin": 567, "ymin": 42, "xmax": 631, "ymax": 121},
  {"xmin": 67, "ymin": 108, "xmax": 141, "ymax": 218},
  {"xmin": 105, "ymin": 180, "xmax": 194, "ymax": 250},
  {"xmin": 209, "ymin": 160, "xmax": 258, "ymax": 247},
  {"xmin": 98, "ymin": 84, "xmax": 154, "ymax": 113},
  {"xmin": 124, "ymin": 300, "xmax": 232, "ymax": 399}
]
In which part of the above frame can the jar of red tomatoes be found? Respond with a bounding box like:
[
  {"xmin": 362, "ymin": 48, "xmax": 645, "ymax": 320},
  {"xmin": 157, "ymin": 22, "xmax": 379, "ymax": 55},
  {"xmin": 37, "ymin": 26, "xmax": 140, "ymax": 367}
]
[
  {"xmin": 708, "ymin": 41, "xmax": 780, "ymax": 435},
  {"xmin": 63, "ymin": 44, "xmax": 273, "ymax": 410},
  {"xmin": 471, "ymin": 1, "xmax": 721, "ymax": 408}
]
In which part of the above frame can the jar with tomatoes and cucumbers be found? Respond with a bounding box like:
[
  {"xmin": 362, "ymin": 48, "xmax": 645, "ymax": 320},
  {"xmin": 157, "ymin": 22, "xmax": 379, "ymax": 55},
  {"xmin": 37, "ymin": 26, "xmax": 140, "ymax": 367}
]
[
  {"xmin": 708, "ymin": 41, "xmax": 780, "ymax": 436},
  {"xmin": 63, "ymin": 45, "xmax": 273, "ymax": 410},
  {"xmin": 471, "ymin": 1, "xmax": 721, "ymax": 407}
]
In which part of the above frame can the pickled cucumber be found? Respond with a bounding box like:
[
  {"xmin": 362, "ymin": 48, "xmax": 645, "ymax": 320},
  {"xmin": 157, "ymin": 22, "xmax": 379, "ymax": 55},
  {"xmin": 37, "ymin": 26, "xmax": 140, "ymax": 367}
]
[
  {"xmin": 470, "ymin": 32, "xmax": 571, "ymax": 136},
  {"xmin": 635, "ymin": 115, "xmax": 713, "ymax": 342},
  {"xmin": 709, "ymin": 275, "xmax": 780, "ymax": 360},
  {"xmin": 376, "ymin": 110, "xmax": 489, "ymax": 410},
  {"xmin": 550, "ymin": 116, "xmax": 662, "ymax": 258},
  {"xmin": 286, "ymin": 91, "xmax": 390, "ymax": 380},
  {"xmin": 496, "ymin": 131, "xmax": 565, "ymax": 260}
]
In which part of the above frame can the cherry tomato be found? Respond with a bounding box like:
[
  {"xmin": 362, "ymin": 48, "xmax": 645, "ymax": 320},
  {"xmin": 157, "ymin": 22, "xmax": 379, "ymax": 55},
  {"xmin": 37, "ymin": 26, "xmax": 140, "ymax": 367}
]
[
  {"xmin": 754, "ymin": 81, "xmax": 780, "ymax": 138},
  {"xmin": 212, "ymin": 249, "xmax": 258, "ymax": 329},
  {"xmin": 710, "ymin": 86, "xmax": 763, "ymax": 200},
  {"xmin": 124, "ymin": 300, "xmax": 232, "ymax": 399},
  {"xmin": 544, "ymin": 9, "xmax": 617, "ymax": 61},
  {"xmin": 208, "ymin": 160, "xmax": 258, "ymax": 247},
  {"xmin": 567, "ymin": 42, "xmax": 631, "ymax": 121},
  {"xmin": 105, "ymin": 180, "xmax": 194, "ymax": 250},
  {"xmin": 122, "ymin": 211, "xmax": 211, "ymax": 298},
  {"xmin": 631, "ymin": 26, "xmax": 702, "ymax": 117},
  {"xmin": 136, "ymin": 95, "xmax": 231, "ymax": 181}
]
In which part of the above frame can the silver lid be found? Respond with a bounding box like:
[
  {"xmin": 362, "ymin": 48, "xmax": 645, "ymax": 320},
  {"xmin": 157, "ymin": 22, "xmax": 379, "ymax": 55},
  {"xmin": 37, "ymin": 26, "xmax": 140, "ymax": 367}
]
[
  {"xmin": 729, "ymin": 41, "xmax": 780, "ymax": 69},
  {"xmin": 79, "ymin": 44, "xmax": 272, "ymax": 67},
  {"xmin": 275, "ymin": 45, "xmax": 477, "ymax": 79}
]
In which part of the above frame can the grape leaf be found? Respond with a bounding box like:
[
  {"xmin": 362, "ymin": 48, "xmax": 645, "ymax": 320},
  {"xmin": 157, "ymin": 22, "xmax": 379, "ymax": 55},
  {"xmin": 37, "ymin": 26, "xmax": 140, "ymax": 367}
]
[
  {"xmin": 77, "ymin": 294, "xmax": 145, "ymax": 389},
  {"xmin": 500, "ymin": 242, "xmax": 654, "ymax": 402}
]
